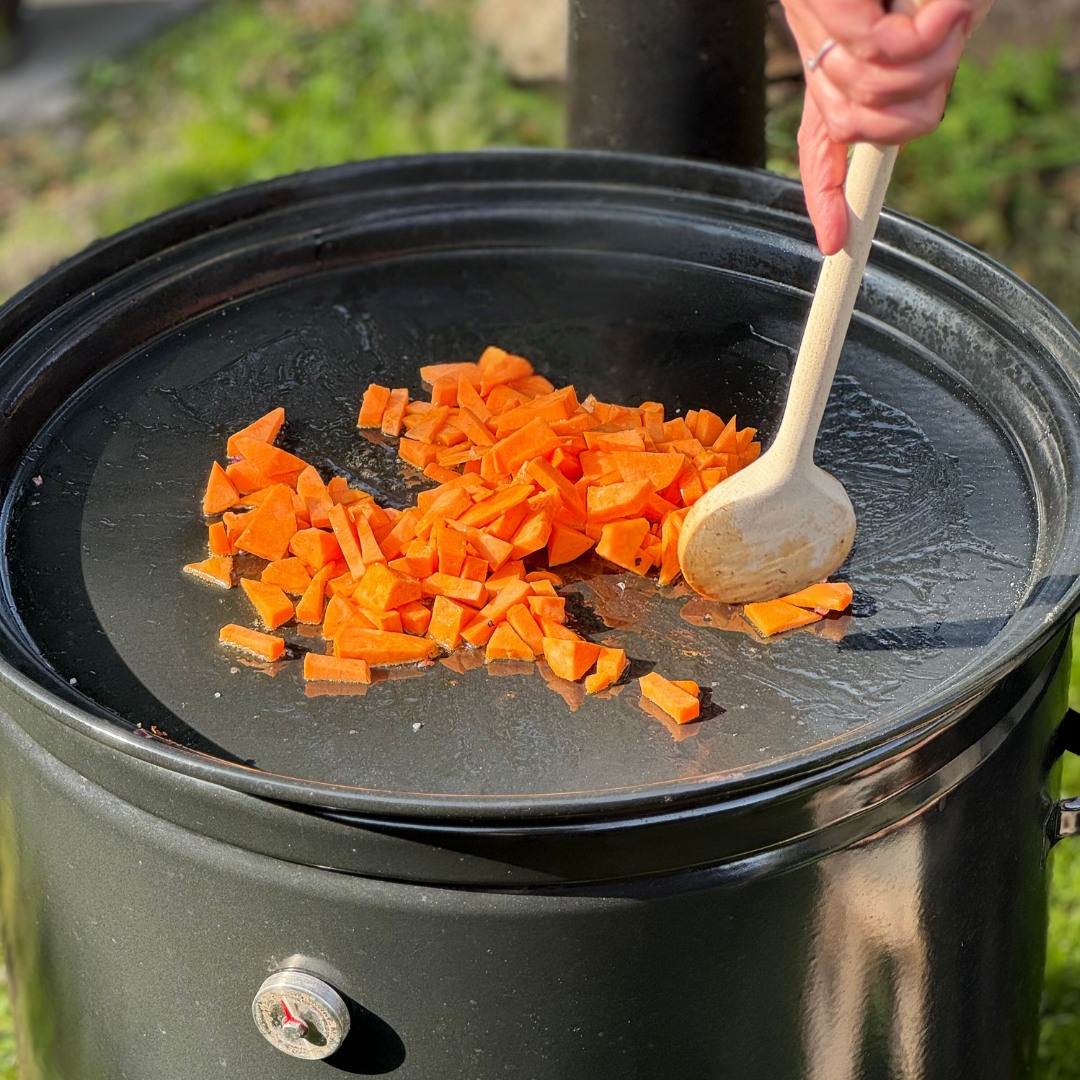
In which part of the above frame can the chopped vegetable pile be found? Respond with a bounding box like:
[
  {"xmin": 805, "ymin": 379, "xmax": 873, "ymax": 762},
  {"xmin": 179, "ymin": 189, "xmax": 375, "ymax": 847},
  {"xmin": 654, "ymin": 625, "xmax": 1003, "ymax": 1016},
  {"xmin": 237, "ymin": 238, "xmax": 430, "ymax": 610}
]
[{"xmin": 185, "ymin": 346, "xmax": 852, "ymax": 728}]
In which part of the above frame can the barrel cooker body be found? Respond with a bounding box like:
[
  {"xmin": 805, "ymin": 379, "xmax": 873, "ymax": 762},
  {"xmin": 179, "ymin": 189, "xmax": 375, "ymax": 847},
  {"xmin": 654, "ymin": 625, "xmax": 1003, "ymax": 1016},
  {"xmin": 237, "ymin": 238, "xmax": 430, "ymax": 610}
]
[{"xmin": 0, "ymin": 152, "xmax": 1079, "ymax": 1077}]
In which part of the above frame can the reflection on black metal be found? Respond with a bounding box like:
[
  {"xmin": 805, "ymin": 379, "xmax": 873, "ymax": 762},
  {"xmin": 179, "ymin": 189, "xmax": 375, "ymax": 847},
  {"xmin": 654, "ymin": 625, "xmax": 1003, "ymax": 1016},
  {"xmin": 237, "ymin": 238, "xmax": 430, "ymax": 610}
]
[{"xmin": 804, "ymin": 822, "xmax": 929, "ymax": 1080}]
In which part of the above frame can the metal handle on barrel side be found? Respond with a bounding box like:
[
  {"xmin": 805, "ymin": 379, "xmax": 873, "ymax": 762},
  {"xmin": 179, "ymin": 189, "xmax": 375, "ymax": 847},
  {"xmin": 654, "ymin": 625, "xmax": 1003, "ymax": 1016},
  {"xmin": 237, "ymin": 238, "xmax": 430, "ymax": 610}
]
[
  {"xmin": 1052, "ymin": 708, "xmax": 1080, "ymax": 842},
  {"xmin": 1057, "ymin": 797, "xmax": 1080, "ymax": 840}
]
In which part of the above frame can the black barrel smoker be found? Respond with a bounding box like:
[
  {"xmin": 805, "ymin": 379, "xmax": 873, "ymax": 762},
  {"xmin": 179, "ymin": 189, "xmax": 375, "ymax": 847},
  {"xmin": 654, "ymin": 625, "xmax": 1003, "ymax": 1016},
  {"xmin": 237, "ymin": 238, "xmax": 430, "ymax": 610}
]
[{"xmin": 2, "ymin": 7, "xmax": 1080, "ymax": 1080}]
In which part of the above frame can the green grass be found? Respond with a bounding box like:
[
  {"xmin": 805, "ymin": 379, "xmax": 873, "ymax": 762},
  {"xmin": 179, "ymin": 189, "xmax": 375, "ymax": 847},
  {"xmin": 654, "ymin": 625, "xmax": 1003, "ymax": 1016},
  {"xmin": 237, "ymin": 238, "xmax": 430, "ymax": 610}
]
[
  {"xmin": 0, "ymin": 957, "xmax": 12, "ymax": 1080},
  {"xmin": 1, "ymin": 3, "xmax": 1080, "ymax": 1076}
]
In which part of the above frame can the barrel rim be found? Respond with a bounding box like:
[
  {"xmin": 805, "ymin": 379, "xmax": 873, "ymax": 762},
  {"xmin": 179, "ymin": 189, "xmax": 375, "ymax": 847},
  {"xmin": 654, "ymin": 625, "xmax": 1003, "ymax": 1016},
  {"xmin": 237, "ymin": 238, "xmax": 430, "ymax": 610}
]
[{"xmin": 1, "ymin": 148, "xmax": 1078, "ymax": 823}]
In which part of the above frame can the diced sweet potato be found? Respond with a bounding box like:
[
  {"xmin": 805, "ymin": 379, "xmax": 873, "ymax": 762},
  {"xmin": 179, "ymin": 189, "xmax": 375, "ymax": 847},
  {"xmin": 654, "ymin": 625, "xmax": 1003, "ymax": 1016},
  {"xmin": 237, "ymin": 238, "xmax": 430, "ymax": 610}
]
[
  {"xmin": 421, "ymin": 361, "xmax": 481, "ymax": 387},
  {"xmin": 389, "ymin": 539, "xmax": 437, "ymax": 580},
  {"xmin": 486, "ymin": 624, "xmax": 535, "ymax": 662},
  {"xmin": 658, "ymin": 508, "xmax": 688, "ymax": 587},
  {"xmin": 421, "ymin": 573, "xmax": 487, "ymax": 608},
  {"xmin": 328, "ymin": 502, "xmax": 366, "ymax": 577},
  {"xmin": 352, "ymin": 512, "xmax": 387, "ymax": 567},
  {"xmin": 358, "ymin": 384, "xmax": 392, "ymax": 428},
  {"xmin": 547, "ymin": 523, "xmax": 594, "ymax": 567},
  {"xmin": 506, "ymin": 604, "xmax": 545, "ymax": 655},
  {"xmin": 220, "ymin": 624, "xmax": 284, "ymax": 662},
  {"xmin": 203, "ymin": 462, "xmax": 240, "ymax": 515},
  {"xmin": 460, "ymin": 614, "xmax": 497, "ymax": 648},
  {"xmin": 742, "ymin": 600, "xmax": 822, "ymax": 637},
  {"xmin": 183, "ymin": 557, "xmax": 233, "ymax": 589},
  {"xmin": 303, "ymin": 654, "xmax": 372, "ymax": 683},
  {"xmin": 542, "ymin": 637, "xmax": 601, "ymax": 682},
  {"xmin": 225, "ymin": 459, "xmax": 268, "ymax": 496},
  {"xmin": 323, "ymin": 593, "xmax": 359, "ymax": 639},
  {"xmin": 289, "ymin": 528, "xmax": 343, "ymax": 572},
  {"xmin": 436, "ymin": 525, "xmax": 468, "ymax": 577},
  {"xmin": 381, "ymin": 389, "xmax": 410, "ymax": 437},
  {"xmin": 457, "ymin": 483, "xmax": 534, "ymax": 529},
  {"xmin": 478, "ymin": 345, "xmax": 534, "ymax": 396},
  {"xmin": 232, "ymin": 436, "xmax": 308, "ymax": 484},
  {"xmin": 295, "ymin": 565, "xmax": 334, "ymax": 624},
  {"xmin": 399, "ymin": 600, "xmax": 433, "ymax": 636},
  {"xmin": 485, "ymin": 560, "xmax": 526, "ymax": 591},
  {"xmin": 240, "ymin": 578, "xmax": 294, "ymax": 629},
  {"xmin": 399, "ymin": 439, "xmax": 440, "ymax": 469},
  {"xmin": 584, "ymin": 647, "xmax": 627, "ymax": 694},
  {"xmin": 639, "ymin": 672, "xmax": 700, "ymax": 724},
  {"xmin": 509, "ymin": 509, "xmax": 553, "ymax": 559},
  {"xmin": 261, "ymin": 557, "xmax": 312, "ymax": 595},
  {"xmin": 595, "ymin": 518, "xmax": 651, "ymax": 573},
  {"xmin": 226, "ymin": 409, "xmax": 287, "ymax": 460},
  {"xmin": 487, "ymin": 417, "xmax": 560, "ymax": 477},
  {"xmin": 353, "ymin": 607, "xmax": 403, "ymax": 633},
  {"xmin": 777, "ymin": 582, "xmax": 853, "ymax": 613},
  {"xmin": 353, "ymin": 563, "xmax": 422, "ymax": 612},
  {"xmin": 235, "ymin": 485, "xmax": 297, "ymax": 561},
  {"xmin": 587, "ymin": 478, "xmax": 655, "ymax": 523},
  {"xmin": 527, "ymin": 595, "xmax": 566, "ymax": 623},
  {"xmin": 334, "ymin": 628, "xmax": 439, "ymax": 665},
  {"xmin": 207, "ymin": 522, "xmax": 233, "ymax": 556},
  {"xmin": 462, "ymin": 555, "xmax": 489, "ymax": 582},
  {"xmin": 539, "ymin": 617, "xmax": 578, "ymax": 641}
]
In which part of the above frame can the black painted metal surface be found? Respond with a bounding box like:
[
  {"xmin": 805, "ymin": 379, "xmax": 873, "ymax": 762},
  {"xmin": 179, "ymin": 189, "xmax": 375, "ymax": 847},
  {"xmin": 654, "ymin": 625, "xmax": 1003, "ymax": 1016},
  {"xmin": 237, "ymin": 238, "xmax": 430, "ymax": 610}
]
[
  {"xmin": 0, "ymin": 153, "xmax": 1075, "ymax": 838},
  {"xmin": 0, "ymin": 631, "xmax": 1069, "ymax": 1078},
  {"xmin": 567, "ymin": 0, "xmax": 767, "ymax": 164},
  {"xmin": 0, "ymin": 152, "xmax": 1079, "ymax": 1076}
]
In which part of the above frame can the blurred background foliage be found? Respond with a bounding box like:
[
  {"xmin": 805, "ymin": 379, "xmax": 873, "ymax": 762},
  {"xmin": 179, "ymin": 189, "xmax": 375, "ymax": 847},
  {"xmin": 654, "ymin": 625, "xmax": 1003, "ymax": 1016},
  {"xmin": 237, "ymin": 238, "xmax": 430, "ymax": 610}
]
[
  {"xmin": 0, "ymin": 0, "xmax": 563, "ymax": 298},
  {"xmin": 2, "ymin": 2, "xmax": 1080, "ymax": 1077},
  {"xmin": 767, "ymin": 44, "xmax": 1080, "ymax": 321}
]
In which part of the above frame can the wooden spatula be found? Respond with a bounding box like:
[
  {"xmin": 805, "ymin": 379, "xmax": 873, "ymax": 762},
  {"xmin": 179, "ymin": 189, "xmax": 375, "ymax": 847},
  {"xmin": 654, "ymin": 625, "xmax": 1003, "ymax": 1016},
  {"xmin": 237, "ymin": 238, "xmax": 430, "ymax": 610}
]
[
  {"xmin": 680, "ymin": 0, "xmax": 932, "ymax": 602},
  {"xmin": 678, "ymin": 137, "xmax": 900, "ymax": 602}
]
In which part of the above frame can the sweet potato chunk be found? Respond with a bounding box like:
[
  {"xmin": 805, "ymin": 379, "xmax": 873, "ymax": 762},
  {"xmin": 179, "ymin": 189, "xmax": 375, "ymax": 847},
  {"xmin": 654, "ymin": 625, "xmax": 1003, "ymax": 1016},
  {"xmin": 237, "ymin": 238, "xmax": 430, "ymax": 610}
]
[
  {"xmin": 358, "ymin": 384, "xmax": 392, "ymax": 428},
  {"xmin": 353, "ymin": 563, "xmax": 422, "ymax": 612},
  {"xmin": 220, "ymin": 624, "xmax": 284, "ymax": 662},
  {"xmin": 777, "ymin": 582, "xmax": 854, "ymax": 613},
  {"xmin": 240, "ymin": 578, "xmax": 294, "ymax": 630},
  {"xmin": 235, "ymin": 485, "xmax": 297, "ymax": 561},
  {"xmin": 542, "ymin": 638, "xmax": 601, "ymax": 682},
  {"xmin": 303, "ymin": 654, "xmax": 372, "ymax": 683},
  {"xmin": 639, "ymin": 672, "xmax": 700, "ymax": 724},
  {"xmin": 486, "ymin": 624, "xmax": 535, "ymax": 662},
  {"xmin": 183, "ymin": 557, "xmax": 233, "ymax": 589},
  {"xmin": 334, "ymin": 628, "xmax": 438, "ymax": 665},
  {"xmin": 742, "ymin": 600, "xmax": 822, "ymax": 637},
  {"xmin": 584, "ymin": 647, "xmax": 628, "ymax": 694},
  {"xmin": 203, "ymin": 462, "xmax": 240, "ymax": 515},
  {"xmin": 226, "ymin": 408, "xmax": 285, "ymax": 458},
  {"xmin": 261, "ymin": 557, "xmax": 312, "ymax": 595}
]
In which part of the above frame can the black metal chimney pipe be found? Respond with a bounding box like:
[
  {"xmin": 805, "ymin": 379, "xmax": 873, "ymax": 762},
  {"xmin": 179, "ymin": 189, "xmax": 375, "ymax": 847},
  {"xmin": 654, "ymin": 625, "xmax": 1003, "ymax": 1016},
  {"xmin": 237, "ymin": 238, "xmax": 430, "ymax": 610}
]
[{"xmin": 567, "ymin": 0, "xmax": 767, "ymax": 166}]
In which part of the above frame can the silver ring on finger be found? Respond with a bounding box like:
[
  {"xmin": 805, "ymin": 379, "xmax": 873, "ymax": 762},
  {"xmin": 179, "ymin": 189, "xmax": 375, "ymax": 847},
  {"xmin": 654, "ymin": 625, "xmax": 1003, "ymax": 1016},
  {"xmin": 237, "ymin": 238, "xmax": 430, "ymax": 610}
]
[{"xmin": 806, "ymin": 37, "xmax": 837, "ymax": 73}]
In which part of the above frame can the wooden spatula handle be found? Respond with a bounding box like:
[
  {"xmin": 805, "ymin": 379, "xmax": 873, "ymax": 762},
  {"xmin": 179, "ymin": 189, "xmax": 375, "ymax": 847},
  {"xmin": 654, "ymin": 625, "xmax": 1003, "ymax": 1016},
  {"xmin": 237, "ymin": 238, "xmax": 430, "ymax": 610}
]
[
  {"xmin": 769, "ymin": 0, "xmax": 929, "ymax": 468},
  {"xmin": 770, "ymin": 142, "xmax": 898, "ymax": 467}
]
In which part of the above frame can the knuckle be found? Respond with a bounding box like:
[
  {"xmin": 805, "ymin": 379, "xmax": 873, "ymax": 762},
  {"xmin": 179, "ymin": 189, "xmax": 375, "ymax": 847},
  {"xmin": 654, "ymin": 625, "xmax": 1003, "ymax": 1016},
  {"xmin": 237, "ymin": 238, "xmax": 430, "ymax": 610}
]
[{"xmin": 823, "ymin": 109, "xmax": 858, "ymax": 145}]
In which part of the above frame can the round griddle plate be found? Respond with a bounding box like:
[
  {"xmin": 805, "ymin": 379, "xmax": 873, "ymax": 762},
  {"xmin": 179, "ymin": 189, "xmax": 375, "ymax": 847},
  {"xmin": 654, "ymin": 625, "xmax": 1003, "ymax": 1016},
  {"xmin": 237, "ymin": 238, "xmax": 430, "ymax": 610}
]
[{"xmin": 4, "ymin": 246, "xmax": 1036, "ymax": 803}]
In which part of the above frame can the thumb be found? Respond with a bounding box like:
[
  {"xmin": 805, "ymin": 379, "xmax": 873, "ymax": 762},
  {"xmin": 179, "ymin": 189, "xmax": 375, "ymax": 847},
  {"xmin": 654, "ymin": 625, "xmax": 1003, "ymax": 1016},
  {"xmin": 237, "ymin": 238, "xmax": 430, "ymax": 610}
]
[{"xmin": 798, "ymin": 93, "xmax": 851, "ymax": 256}]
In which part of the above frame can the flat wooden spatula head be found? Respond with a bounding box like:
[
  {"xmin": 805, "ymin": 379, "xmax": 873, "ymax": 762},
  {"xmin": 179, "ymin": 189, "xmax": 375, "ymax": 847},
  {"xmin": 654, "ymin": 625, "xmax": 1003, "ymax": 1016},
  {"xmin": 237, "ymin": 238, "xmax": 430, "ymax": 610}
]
[
  {"xmin": 679, "ymin": 454, "xmax": 856, "ymax": 603},
  {"xmin": 677, "ymin": 140, "xmax": 900, "ymax": 602}
]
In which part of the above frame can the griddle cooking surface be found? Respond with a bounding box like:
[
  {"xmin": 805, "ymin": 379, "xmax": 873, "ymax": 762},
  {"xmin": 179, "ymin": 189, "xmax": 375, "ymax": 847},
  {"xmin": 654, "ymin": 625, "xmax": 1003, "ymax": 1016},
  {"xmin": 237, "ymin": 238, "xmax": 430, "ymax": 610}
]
[{"xmin": 4, "ymin": 250, "xmax": 1036, "ymax": 799}]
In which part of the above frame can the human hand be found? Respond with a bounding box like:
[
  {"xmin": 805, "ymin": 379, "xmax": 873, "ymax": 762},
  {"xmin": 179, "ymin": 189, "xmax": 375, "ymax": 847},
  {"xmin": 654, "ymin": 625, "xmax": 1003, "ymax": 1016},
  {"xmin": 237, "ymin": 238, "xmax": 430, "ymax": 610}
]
[{"xmin": 780, "ymin": 0, "xmax": 994, "ymax": 254}]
